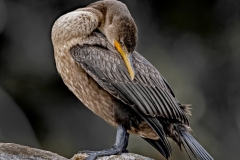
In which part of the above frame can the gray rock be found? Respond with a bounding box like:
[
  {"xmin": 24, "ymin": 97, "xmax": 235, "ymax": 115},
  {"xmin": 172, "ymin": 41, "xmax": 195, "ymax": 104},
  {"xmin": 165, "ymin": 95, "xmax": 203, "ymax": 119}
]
[
  {"xmin": 0, "ymin": 143, "xmax": 154, "ymax": 160},
  {"xmin": 72, "ymin": 153, "xmax": 154, "ymax": 160},
  {"xmin": 0, "ymin": 143, "xmax": 68, "ymax": 160}
]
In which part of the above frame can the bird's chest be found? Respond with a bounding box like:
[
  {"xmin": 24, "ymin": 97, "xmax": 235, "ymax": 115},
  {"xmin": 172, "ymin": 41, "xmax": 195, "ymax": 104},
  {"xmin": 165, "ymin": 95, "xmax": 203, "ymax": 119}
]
[{"xmin": 55, "ymin": 49, "xmax": 118, "ymax": 126}]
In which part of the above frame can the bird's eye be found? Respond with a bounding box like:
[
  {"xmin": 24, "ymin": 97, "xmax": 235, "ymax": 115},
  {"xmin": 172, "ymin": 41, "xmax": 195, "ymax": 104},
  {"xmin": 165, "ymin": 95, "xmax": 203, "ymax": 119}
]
[{"xmin": 119, "ymin": 40, "xmax": 124, "ymax": 46}]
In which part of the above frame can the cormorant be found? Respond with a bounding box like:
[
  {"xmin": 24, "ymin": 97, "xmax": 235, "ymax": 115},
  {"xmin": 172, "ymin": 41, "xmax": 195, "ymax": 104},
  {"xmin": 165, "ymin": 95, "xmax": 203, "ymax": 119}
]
[{"xmin": 51, "ymin": 0, "xmax": 214, "ymax": 160}]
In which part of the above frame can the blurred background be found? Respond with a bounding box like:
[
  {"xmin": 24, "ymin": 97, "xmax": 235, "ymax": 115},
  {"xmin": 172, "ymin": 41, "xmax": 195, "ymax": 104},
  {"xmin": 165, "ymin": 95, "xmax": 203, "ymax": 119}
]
[{"xmin": 0, "ymin": 0, "xmax": 239, "ymax": 159}]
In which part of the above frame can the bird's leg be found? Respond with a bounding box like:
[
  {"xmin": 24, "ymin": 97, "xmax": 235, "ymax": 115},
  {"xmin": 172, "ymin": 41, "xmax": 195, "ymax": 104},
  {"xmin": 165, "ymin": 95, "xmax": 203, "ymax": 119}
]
[{"xmin": 78, "ymin": 125, "xmax": 129, "ymax": 160}]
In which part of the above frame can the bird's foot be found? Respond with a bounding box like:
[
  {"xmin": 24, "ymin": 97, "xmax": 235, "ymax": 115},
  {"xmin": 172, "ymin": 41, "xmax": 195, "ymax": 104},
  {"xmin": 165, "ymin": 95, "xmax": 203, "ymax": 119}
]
[
  {"xmin": 80, "ymin": 146, "xmax": 127, "ymax": 160},
  {"xmin": 78, "ymin": 125, "xmax": 129, "ymax": 160}
]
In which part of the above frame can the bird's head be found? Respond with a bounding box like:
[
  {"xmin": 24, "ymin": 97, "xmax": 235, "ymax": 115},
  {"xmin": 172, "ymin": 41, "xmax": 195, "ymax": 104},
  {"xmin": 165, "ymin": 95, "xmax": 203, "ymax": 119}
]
[
  {"xmin": 106, "ymin": 15, "xmax": 138, "ymax": 80},
  {"xmin": 90, "ymin": 0, "xmax": 138, "ymax": 80}
]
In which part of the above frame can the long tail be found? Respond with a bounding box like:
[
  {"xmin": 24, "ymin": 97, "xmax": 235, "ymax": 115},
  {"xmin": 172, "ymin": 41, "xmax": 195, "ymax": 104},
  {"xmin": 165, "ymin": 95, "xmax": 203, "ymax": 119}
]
[{"xmin": 176, "ymin": 126, "xmax": 214, "ymax": 160}]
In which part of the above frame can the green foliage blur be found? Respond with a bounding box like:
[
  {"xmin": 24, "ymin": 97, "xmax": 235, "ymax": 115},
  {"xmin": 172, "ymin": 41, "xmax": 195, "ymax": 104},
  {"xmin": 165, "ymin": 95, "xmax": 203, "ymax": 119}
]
[{"xmin": 0, "ymin": 0, "xmax": 239, "ymax": 159}]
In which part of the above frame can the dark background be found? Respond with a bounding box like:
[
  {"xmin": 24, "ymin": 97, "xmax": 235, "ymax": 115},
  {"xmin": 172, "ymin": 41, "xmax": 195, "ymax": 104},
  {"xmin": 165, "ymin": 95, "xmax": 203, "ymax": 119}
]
[{"xmin": 0, "ymin": 0, "xmax": 239, "ymax": 159}]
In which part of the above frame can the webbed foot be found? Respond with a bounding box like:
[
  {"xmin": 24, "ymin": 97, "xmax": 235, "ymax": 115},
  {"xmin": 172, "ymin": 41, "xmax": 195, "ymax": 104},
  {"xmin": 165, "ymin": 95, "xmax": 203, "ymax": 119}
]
[{"xmin": 78, "ymin": 125, "xmax": 129, "ymax": 160}]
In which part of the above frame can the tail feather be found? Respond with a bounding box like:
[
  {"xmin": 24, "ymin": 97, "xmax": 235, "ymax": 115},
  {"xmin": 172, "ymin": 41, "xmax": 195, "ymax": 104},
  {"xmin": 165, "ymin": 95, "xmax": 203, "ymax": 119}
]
[
  {"xmin": 143, "ymin": 138, "xmax": 170, "ymax": 159},
  {"xmin": 144, "ymin": 117, "xmax": 172, "ymax": 159},
  {"xmin": 135, "ymin": 111, "xmax": 172, "ymax": 159},
  {"xmin": 177, "ymin": 126, "xmax": 214, "ymax": 160}
]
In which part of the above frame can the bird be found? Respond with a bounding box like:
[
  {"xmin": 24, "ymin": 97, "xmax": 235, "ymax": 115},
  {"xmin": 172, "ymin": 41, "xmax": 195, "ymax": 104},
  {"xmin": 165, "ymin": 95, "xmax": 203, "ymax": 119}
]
[{"xmin": 51, "ymin": 0, "xmax": 214, "ymax": 160}]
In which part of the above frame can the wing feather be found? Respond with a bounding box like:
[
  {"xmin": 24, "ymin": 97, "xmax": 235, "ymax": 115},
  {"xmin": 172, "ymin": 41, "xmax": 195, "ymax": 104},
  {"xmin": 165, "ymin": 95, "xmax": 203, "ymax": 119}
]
[{"xmin": 71, "ymin": 42, "xmax": 188, "ymax": 125}]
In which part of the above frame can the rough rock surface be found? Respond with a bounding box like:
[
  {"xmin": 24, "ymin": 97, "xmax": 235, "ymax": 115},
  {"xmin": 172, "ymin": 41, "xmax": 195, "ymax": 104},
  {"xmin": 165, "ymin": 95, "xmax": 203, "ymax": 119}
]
[
  {"xmin": 0, "ymin": 143, "xmax": 154, "ymax": 160},
  {"xmin": 0, "ymin": 143, "xmax": 68, "ymax": 160},
  {"xmin": 72, "ymin": 153, "xmax": 154, "ymax": 160}
]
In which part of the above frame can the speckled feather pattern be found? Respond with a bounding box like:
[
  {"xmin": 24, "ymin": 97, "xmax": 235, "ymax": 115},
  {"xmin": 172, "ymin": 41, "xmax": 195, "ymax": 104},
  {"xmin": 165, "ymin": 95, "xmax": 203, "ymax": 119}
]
[{"xmin": 54, "ymin": 40, "xmax": 118, "ymax": 127}]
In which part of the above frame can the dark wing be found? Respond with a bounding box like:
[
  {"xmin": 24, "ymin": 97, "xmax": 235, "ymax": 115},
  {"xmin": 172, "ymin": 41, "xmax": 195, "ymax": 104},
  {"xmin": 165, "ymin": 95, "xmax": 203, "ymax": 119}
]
[{"xmin": 70, "ymin": 41, "xmax": 189, "ymax": 125}]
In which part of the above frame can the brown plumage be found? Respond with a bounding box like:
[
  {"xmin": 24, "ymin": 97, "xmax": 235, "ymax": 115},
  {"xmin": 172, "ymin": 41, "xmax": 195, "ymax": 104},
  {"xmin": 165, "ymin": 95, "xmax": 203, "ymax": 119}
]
[{"xmin": 51, "ymin": 0, "xmax": 213, "ymax": 160}]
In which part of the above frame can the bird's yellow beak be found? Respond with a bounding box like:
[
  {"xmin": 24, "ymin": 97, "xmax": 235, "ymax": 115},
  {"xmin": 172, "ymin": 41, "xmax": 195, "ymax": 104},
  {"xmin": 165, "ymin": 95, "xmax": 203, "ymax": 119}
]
[{"xmin": 114, "ymin": 40, "xmax": 135, "ymax": 80}]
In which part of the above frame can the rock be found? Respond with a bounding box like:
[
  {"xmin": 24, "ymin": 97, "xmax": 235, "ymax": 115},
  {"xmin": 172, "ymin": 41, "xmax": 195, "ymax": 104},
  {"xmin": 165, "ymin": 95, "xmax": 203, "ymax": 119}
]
[
  {"xmin": 0, "ymin": 142, "xmax": 154, "ymax": 160},
  {"xmin": 72, "ymin": 153, "xmax": 154, "ymax": 160},
  {"xmin": 0, "ymin": 143, "xmax": 68, "ymax": 160}
]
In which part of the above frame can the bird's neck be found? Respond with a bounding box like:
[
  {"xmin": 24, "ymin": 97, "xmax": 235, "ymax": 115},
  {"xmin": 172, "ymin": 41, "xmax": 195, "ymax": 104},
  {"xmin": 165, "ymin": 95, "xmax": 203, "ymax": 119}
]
[{"xmin": 51, "ymin": 7, "xmax": 103, "ymax": 49}]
